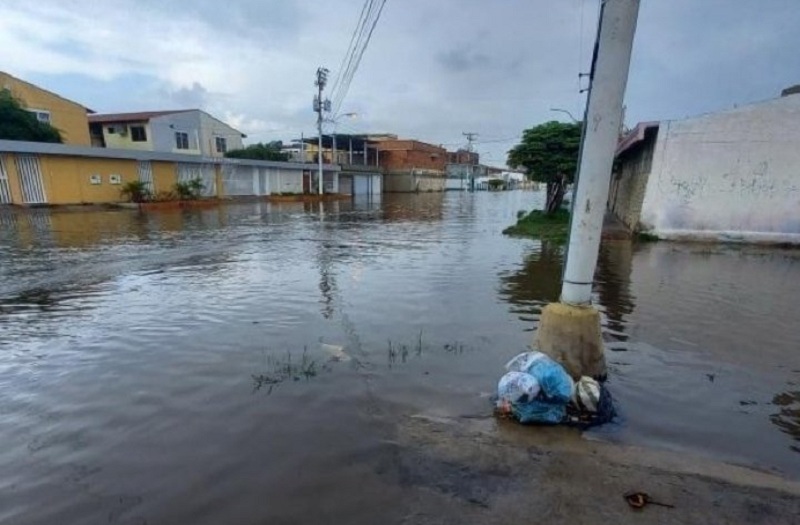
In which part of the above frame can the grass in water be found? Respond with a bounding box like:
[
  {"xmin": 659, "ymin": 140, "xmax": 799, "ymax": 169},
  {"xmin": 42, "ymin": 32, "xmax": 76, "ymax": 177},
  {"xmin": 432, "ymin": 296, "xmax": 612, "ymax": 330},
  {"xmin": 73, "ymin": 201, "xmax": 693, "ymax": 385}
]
[
  {"xmin": 503, "ymin": 209, "xmax": 570, "ymax": 242},
  {"xmin": 636, "ymin": 231, "xmax": 659, "ymax": 242}
]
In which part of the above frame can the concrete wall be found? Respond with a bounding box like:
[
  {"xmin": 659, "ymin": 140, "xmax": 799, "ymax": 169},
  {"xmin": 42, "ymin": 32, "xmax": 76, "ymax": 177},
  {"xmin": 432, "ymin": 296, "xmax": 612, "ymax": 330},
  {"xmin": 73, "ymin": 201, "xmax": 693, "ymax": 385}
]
[
  {"xmin": 198, "ymin": 112, "xmax": 244, "ymax": 157},
  {"xmin": 0, "ymin": 72, "xmax": 91, "ymax": 146},
  {"xmin": 150, "ymin": 112, "xmax": 203, "ymax": 155},
  {"xmin": 639, "ymin": 94, "xmax": 800, "ymax": 243},
  {"xmin": 610, "ymin": 138, "xmax": 655, "ymax": 230},
  {"xmin": 383, "ymin": 170, "xmax": 445, "ymax": 192},
  {"xmin": 100, "ymin": 121, "xmax": 154, "ymax": 151}
]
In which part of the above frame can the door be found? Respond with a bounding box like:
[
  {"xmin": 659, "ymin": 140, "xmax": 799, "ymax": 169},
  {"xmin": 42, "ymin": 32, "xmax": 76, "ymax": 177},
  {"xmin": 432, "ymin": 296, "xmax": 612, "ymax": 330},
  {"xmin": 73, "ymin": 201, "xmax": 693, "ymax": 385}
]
[
  {"xmin": 137, "ymin": 161, "xmax": 154, "ymax": 192},
  {"xmin": 15, "ymin": 154, "xmax": 47, "ymax": 204},
  {"xmin": 177, "ymin": 163, "xmax": 216, "ymax": 197}
]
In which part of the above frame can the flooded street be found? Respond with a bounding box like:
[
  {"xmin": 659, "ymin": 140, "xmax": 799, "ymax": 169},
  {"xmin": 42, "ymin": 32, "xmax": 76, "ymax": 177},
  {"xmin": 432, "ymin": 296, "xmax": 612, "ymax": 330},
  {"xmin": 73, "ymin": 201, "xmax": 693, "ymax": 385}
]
[{"xmin": 1, "ymin": 191, "xmax": 799, "ymax": 524}]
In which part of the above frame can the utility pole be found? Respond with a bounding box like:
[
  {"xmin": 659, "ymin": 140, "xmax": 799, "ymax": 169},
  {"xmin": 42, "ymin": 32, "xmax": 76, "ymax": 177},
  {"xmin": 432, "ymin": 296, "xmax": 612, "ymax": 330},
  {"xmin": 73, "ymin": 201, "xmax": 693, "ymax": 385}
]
[
  {"xmin": 462, "ymin": 132, "xmax": 478, "ymax": 155},
  {"xmin": 536, "ymin": 0, "xmax": 640, "ymax": 380},
  {"xmin": 314, "ymin": 67, "xmax": 330, "ymax": 195},
  {"xmin": 463, "ymin": 132, "xmax": 478, "ymax": 187}
]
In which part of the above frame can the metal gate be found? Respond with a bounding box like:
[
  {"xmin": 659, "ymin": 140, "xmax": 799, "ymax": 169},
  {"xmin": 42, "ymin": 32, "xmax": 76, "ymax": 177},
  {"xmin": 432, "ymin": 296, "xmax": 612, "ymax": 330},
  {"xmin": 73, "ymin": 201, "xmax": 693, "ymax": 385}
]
[
  {"xmin": 15, "ymin": 154, "xmax": 46, "ymax": 204},
  {"xmin": 0, "ymin": 156, "xmax": 11, "ymax": 204},
  {"xmin": 177, "ymin": 163, "xmax": 216, "ymax": 197},
  {"xmin": 137, "ymin": 161, "xmax": 154, "ymax": 191}
]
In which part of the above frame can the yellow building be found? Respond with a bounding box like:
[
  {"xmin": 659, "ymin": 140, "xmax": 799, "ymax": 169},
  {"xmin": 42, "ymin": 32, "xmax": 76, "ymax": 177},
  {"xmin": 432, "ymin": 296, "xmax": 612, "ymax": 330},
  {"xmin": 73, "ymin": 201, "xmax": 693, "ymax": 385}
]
[
  {"xmin": 0, "ymin": 140, "xmax": 337, "ymax": 206},
  {"xmin": 0, "ymin": 71, "xmax": 93, "ymax": 146}
]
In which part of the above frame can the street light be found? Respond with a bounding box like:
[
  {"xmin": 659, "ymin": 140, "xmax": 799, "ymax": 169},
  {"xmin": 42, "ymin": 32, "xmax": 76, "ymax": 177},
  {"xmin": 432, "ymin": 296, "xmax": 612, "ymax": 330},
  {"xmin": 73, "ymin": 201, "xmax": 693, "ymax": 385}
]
[{"xmin": 549, "ymin": 107, "xmax": 580, "ymax": 123}]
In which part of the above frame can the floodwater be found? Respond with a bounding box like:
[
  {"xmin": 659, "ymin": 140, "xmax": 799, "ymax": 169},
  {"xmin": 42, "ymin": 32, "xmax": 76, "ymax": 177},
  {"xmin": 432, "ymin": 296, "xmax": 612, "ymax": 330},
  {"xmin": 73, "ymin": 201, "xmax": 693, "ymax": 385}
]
[{"xmin": 1, "ymin": 191, "xmax": 798, "ymax": 524}]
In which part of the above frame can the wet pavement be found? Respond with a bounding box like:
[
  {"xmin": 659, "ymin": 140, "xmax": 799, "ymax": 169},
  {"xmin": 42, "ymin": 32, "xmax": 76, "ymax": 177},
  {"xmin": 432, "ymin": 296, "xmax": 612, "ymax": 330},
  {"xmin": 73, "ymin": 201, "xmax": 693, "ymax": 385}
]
[{"xmin": 0, "ymin": 191, "xmax": 798, "ymax": 524}]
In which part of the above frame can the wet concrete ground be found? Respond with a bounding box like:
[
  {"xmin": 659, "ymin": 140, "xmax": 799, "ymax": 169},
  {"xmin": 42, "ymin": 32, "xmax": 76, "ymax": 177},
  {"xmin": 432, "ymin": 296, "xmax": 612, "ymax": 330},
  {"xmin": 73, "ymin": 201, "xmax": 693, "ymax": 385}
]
[{"xmin": 1, "ymin": 191, "xmax": 798, "ymax": 523}]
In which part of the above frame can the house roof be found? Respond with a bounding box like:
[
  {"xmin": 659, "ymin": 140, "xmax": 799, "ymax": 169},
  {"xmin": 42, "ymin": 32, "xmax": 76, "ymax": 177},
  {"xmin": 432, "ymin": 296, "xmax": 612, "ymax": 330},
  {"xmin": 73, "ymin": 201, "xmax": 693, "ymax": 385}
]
[
  {"xmin": 616, "ymin": 121, "xmax": 659, "ymax": 157},
  {"xmin": 88, "ymin": 110, "xmax": 191, "ymax": 124},
  {"xmin": 0, "ymin": 70, "xmax": 95, "ymax": 113}
]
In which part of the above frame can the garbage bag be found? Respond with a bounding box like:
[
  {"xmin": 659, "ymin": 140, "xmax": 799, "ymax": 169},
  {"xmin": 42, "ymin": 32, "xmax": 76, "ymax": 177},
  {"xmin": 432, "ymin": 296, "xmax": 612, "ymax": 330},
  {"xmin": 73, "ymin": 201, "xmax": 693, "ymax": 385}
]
[
  {"xmin": 512, "ymin": 398, "xmax": 568, "ymax": 424},
  {"xmin": 505, "ymin": 352, "xmax": 573, "ymax": 404},
  {"xmin": 565, "ymin": 384, "xmax": 616, "ymax": 429},
  {"xmin": 498, "ymin": 352, "xmax": 575, "ymax": 425},
  {"xmin": 572, "ymin": 376, "xmax": 601, "ymax": 413},
  {"xmin": 497, "ymin": 371, "xmax": 541, "ymax": 404}
]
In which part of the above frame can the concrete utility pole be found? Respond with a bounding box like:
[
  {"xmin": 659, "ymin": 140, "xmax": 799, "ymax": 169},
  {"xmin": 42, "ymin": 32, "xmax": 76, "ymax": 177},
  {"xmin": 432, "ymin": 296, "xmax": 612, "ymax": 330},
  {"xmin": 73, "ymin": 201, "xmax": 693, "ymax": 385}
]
[
  {"xmin": 536, "ymin": 0, "xmax": 640, "ymax": 380},
  {"xmin": 463, "ymin": 132, "xmax": 478, "ymax": 186},
  {"xmin": 462, "ymin": 132, "xmax": 478, "ymax": 154},
  {"xmin": 314, "ymin": 67, "xmax": 330, "ymax": 195}
]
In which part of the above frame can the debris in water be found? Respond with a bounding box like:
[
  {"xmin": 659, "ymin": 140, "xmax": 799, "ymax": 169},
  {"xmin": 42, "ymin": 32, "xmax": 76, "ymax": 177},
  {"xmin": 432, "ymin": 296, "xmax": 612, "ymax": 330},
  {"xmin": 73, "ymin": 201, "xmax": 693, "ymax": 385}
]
[
  {"xmin": 320, "ymin": 343, "xmax": 350, "ymax": 362},
  {"xmin": 624, "ymin": 491, "xmax": 674, "ymax": 510}
]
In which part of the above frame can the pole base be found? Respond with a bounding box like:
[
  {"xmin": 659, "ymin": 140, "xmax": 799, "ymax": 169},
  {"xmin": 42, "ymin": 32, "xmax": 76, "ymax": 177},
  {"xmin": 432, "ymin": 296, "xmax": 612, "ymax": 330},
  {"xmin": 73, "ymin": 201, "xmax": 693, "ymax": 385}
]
[{"xmin": 536, "ymin": 302, "xmax": 607, "ymax": 380}]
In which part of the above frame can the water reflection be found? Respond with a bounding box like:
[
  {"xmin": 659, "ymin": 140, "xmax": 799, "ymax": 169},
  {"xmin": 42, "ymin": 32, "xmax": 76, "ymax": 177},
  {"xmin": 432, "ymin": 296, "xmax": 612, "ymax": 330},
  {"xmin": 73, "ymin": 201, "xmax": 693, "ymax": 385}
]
[
  {"xmin": 498, "ymin": 240, "xmax": 637, "ymax": 337},
  {"xmin": 594, "ymin": 242, "xmax": 637, "ymax": 339},
  {"xmin": 498, "ymin": 240, "xmax": 564, "ymax": 328}
]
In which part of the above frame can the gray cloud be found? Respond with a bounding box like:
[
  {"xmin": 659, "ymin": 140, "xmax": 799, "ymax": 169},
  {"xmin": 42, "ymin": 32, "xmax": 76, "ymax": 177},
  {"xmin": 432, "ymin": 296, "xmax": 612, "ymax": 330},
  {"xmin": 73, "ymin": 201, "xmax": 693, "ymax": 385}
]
[
  {"xmin": 163, "ymin": 82, "xmax": 209, "ymax": 109},
  {"xmin": 437, "ymin": 48, "xmax": 491, "ymax": 72}
]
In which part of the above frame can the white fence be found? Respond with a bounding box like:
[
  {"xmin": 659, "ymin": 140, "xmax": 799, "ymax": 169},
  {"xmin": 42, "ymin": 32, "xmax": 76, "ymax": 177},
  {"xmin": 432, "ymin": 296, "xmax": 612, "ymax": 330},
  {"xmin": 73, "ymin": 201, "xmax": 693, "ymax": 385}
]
[
  {"xmin": 0, "ymin": 156, "xmax": 11, "ymax": 204},
  {"xmin": 15, "ymin": 154, "xmax": 46, "ymax": 204}
]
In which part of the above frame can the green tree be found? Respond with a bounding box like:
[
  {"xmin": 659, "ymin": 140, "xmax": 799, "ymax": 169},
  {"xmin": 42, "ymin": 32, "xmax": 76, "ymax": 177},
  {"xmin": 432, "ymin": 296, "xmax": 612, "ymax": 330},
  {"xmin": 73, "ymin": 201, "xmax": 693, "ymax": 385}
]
[
  {"xmin": 507, "ymin": 121, "xmax": 582, "ymax": 214},
  {"xmin": 0, "ymin": 89, "xmax": 63, "ymax": 143},
  {"xmin": 225, "ymin": 141, "xmax": 289, "ymax": 161}
]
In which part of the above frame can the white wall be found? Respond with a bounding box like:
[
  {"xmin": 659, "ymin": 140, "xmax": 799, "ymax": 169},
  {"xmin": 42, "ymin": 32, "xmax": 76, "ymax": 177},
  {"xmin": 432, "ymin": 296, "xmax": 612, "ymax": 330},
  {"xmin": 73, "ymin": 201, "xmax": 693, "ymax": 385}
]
[
  {"xmin": 640, "ymin": 95, "xmax": 800, "ymax": 243},
  {"xmin": 199, "ymin": 112, "xmax": 244, "ymax": 157}
]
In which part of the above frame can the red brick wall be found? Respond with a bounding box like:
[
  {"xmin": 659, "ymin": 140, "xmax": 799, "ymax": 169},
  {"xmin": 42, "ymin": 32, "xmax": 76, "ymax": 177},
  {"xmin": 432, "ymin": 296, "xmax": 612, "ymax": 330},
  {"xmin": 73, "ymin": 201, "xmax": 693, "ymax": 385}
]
[{"xmin": 377, "ymin": 140, "xmax": 446, "ymax": 172}]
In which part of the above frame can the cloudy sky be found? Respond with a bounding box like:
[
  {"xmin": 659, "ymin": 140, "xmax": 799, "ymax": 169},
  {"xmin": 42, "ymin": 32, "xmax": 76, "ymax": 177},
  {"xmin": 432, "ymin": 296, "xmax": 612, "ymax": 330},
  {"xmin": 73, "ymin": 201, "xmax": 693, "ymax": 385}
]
[{"xmin": 1, "ymin": 0, "xmax": 799, "ymax": 166}]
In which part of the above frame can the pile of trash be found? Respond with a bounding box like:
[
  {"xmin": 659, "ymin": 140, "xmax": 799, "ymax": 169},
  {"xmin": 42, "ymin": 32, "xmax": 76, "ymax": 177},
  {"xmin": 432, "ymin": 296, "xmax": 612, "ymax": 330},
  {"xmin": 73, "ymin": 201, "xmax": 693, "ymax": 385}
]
[{"xmin": 495, "ymin": 351, "xmax": 615, "ymax": 428}]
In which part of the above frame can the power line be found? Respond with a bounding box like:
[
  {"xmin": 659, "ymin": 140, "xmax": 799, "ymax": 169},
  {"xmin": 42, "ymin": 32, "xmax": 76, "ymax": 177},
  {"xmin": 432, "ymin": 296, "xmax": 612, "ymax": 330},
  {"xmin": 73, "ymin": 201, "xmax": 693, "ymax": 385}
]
[
  {"xmin": 331, "ymin": 0, "xmax": 388, "ymax": 116},
  {"xmin": 329, "ymin": 0, "xmax": 370, "ymax": 102},
  {"xmin": 330, "ymin": 0, "xmax": 377, "ymax": 112}
]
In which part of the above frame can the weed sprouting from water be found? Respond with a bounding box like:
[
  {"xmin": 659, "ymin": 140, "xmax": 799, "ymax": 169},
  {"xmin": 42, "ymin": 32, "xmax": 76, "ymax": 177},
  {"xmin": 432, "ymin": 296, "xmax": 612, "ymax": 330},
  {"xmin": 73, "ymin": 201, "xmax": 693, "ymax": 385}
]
[
  {"xmin": 252, "ymin": 345, "xmax": 322, "ymax": 393},
  {"xmin": 443, "ymin": 341, "xmax": 466, "ymax": 355}
]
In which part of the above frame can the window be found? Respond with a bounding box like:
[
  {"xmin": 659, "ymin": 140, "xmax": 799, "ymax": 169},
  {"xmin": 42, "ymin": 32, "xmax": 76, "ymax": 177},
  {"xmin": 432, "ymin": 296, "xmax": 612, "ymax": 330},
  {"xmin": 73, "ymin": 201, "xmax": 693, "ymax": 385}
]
[
  {"xmin": 215, "ymin": 136, "xmax": 227, "ymax": 153},
  {"xmin": 175, "ymin": 131, "xmax": 189, "ymax": 150},
  {"xmin": 108, "ymin": 126, "xmax": 116, "ymax": 134},
  {"xmin": 27, "ymin": 109, "xmax": 51, "ymax": 124},
  {"xmin": 130, "ymin": 125, "xmax": 147, "ymax": 142}
]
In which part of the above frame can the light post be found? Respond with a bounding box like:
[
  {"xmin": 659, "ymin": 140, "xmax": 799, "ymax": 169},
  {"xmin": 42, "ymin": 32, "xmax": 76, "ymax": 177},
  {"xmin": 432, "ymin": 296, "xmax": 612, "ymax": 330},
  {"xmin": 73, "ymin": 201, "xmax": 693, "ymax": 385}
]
[
  {"xmin": 549, "ymin": 107, "xmax": 580, "ymax": 123},
  {"xmin": 325, "ymin": 112, "xmax": 358, "ymax": 166}
]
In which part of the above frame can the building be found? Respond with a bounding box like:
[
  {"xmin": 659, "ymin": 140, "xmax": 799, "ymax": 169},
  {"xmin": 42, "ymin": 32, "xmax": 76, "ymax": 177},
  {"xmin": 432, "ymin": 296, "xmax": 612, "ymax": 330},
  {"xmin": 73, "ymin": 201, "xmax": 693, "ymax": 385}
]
[
  {"xmin": 0, "ymin": 71, "xmax": 93, "ymax": 146},
  {"xmin": 445, "ymin": 149, "xmax": 481, "ymax": 190},
  {"xmin": 376, "ymin": 139, "xmax": 447, "ymax": 192},
  {"xmin": 0, "ymin": 139, "xmax": 338, "ymax": 206},
  {"xmin": 88, "ymin": 110, "xmax": 245, "ymax": 158},
  {"xmin": 447, "ymin": 149, "xmax": 479, "ymax": 165},
  {"xmin": 299, "ymin": 134, "xmax": 383, "ymax": 197},
  {"xmin": 610, "ymin": 89, "xmax": 800, "ymax": 244}
]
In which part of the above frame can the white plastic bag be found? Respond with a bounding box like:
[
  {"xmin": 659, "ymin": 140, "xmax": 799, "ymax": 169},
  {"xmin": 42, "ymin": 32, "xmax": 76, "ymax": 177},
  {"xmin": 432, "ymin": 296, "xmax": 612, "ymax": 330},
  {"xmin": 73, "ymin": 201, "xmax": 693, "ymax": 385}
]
[
  {"xmin": 572, "ymin": 376, "xmax": 601, "ymax": 413},
  {"xmin": 497, "ymin": 371, "xmax": 541, "ymax": 405},
  {"xmin": 504, "ymin": 351, "xmax": 549, "ymax": 373}
]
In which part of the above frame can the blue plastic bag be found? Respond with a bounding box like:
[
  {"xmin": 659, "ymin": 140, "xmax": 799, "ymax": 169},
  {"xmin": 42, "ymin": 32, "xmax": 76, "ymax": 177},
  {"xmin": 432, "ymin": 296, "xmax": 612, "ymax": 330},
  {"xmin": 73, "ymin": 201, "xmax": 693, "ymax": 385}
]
[{"xmin": 502, "ymin": 352, "xmax": 574, "ymax": 424}]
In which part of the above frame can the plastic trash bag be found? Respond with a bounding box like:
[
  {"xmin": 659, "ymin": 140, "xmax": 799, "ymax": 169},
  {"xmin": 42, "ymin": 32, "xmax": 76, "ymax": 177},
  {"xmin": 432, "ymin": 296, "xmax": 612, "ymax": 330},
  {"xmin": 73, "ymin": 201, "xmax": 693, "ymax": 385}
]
[
  {"xmin": 504, "ymin": 351, "xmax": 548, "ymax": 374},
  {"xmin": 505, "ymin": 352, "xmax": 573, "ymax": 404},
  {"xmin": 497, "ymin": 371, "xmax": 541, "ymax": 404},
  {"xmin": 498, "ymin": 351, "xmax": 575, "ymax": 424},
  {"xmin": 572, "ymin": 376, "xmax": 601, "ymax": 413}
]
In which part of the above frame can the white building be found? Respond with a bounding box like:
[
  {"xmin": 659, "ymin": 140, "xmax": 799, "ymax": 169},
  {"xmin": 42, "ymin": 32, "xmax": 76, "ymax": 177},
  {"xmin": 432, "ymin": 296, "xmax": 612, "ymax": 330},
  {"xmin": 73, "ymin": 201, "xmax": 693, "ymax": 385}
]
[
  {"xmin": 89, "ymin": 110, "xmax": 245, "ymax": 158},
  {"xmin": 610, "ymin": 88, "xmax": 800, "ymax": 244}
]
